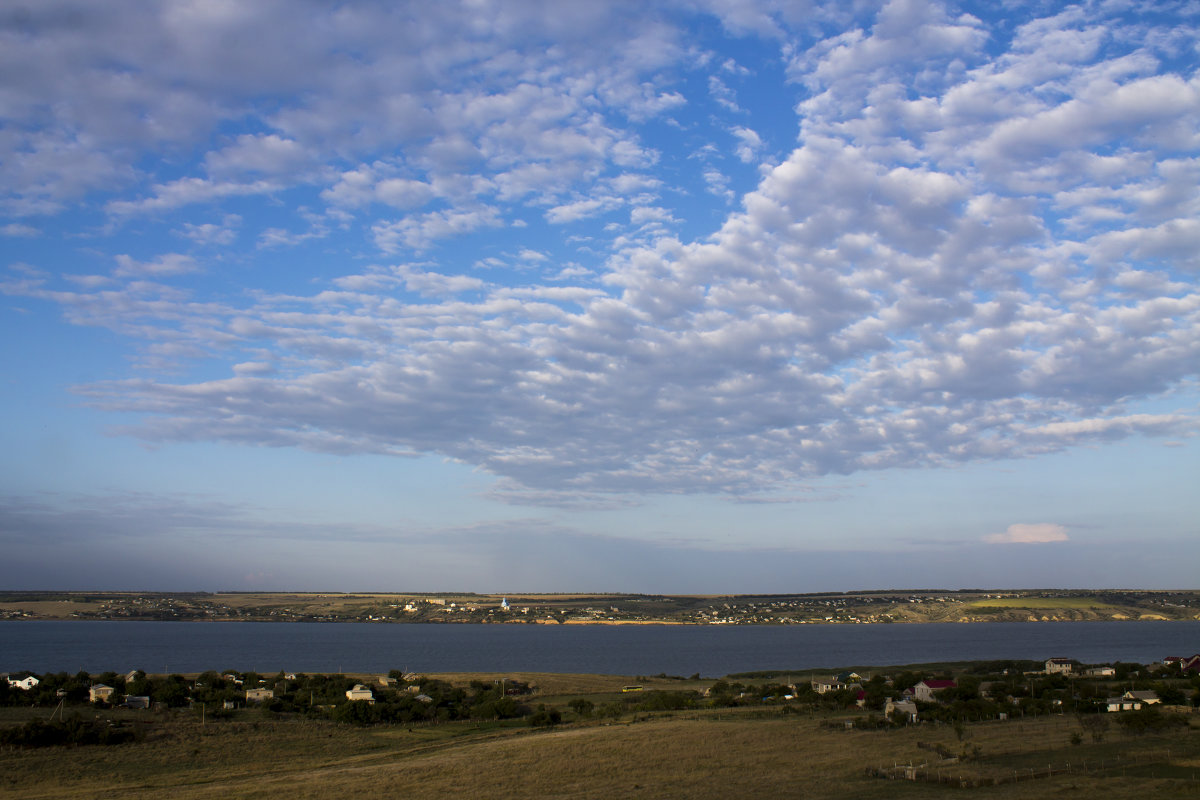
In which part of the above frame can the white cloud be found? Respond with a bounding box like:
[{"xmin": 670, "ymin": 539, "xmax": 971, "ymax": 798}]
[
  {"xmin": 106, "ymin": 178, "xmax": 280, "ymax": 217},
  {"xmin": 702, "ymin": 167, "xmax": 734, "ymax": 201},
  {"xmin": 984, "ymin": 523, "xmax": 1069, "ymax": 544},
  {"xmin": 732, "ymin": 126, "xmax": 764, "ymax": 163},
  {"xmin": 518, "ymin": 249, "xmax": 548, "ymax": 263},
  {"xmin": 113, "ymin": 253, "xmax": 200, "ymax": 278},
  {"xmin": 0, "ymin": 223, "xmax": 40, "ymax": 237},
  {"xmin": 395, "ymin": 264, "xmax": 486, "ymax": 297},
  {"xmin": 205, "ymin": 134, "xmax": 314, "ymax": 178},
  {"xmin": 372, "ymin": 206, "xmax": 503, "ymax": 252},
  {"xmin": 175, "ymin": 215, "xmax": 242, "ymax": 246},
  {"xmin": 546, "ymin": 197, "xmax": 622, "ymax": 224},
  {"xmin": 709, "ymin": 75, "xmax": 742, "ymax": 112}
]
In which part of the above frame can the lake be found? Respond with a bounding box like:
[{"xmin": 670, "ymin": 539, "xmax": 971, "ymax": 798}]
[{"xmin": 2, "ymin": 620, "xmax": 1197, "ymax": 676}]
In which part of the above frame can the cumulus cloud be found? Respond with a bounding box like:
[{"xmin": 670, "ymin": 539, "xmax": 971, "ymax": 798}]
[{"xmin": 984, "ymin": 523, "xmax": 1069, "ymax": 545}]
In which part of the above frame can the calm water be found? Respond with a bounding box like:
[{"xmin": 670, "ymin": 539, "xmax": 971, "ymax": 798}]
[{"xmin": 2, "ymin": 620, "xmax": 1197, "ymax": 676}]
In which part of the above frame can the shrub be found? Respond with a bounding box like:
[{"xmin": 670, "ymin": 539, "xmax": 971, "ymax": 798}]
[
  {"xmin": 528, "ymin": 705, "xmax": 561, "ymax": 727},
  {"xmin": 0, "ymin": 714, "xmax": 143, "ymax": 748},
  {"xmin": 568, "ymin": 698, "xmax": 594, "ymax": 717},
  {"xmin": 1114, "ymin": 707, "xmax": 1186, "ymax": 735}
]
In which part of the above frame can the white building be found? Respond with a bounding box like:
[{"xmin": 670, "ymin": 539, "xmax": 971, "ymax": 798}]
[{"xmin": 346, "ymin": 684, "xmax": 375, "ymax": 702}]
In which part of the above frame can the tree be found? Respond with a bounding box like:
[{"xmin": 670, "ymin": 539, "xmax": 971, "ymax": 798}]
[
  {"xmin": 568, "ymin": 698, "xmax": 595, "ymax": 717},
  {"xmin": 1077, "ymin": 713, "xmax": 1109, "ymax": 743}
]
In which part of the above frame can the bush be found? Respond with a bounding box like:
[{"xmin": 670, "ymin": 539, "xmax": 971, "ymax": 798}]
[
  {"xmin": 635, "ymin": 691, "xmax": 697, "ymax": 712},
  {"xmin": 471, "ymin": 697, "xmax": 522, "ymax": 720},
  {"xmin": 568, "ymin": 698, "xmax": 594, "ymax": 717},
  {"xmin": 1114, "ymin": 707, "xmax": 1187, "ymax": 735},
  {"xmin": 0, "ymin": 714, "xmax": 144, "ymax": 748},
  {"xmin": 528, "ymin": 705, "xmax": 561, "ymax": 727}
]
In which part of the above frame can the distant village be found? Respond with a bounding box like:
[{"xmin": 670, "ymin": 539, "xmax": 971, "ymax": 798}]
[{"xmin": 2, "ymin": 589, "xmax": 1198, "ymax": 625}]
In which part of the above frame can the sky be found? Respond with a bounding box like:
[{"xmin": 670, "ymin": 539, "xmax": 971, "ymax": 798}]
[{"xmin": 1, "ymin": 0, "xmax": 1197, "ymax": 593}]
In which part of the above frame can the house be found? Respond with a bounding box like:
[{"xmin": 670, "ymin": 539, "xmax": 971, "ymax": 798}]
[
  {"xmin": 1107, "ymin": 695, "xmax": 1141, "ymax": 712},
  {"xmin": 245, "ymin": 688, "xmax": 274, "ymax": 702},
  {"xmin": 1126, "ymin": 690, "xmax": 1160, "ymax": 705},
  {"xmin": 811, "ymin": 677, "xmax": 860, "ymax": 695},
  {"xmin": 913, "ymin": 680, "xmax": 956, "ymax": 703},
  {"xmin": 6, "ymin": 675, "xmax": 39, "ymax": 691},
  {"xmin": 885, "ymin": 698, "xmax": 918, "ymax": 723},
  {"xmin": 90, "ymin": 684, "xmax": 115, "ymax": 703},
  {"xmin": 345, "ymin": 684, "xmax": 374, "ymax": 702},
  {"xmin": 1045, "ymin": 658, "xmax": 1074, "ymax": 675},
  {"xmin": 1084, "ymin": 666, "xmax": 1115, "ymax": 677},
  {"xmin": 811, "ymin": 678, "xmax": 842, "ymax": 694},
  {"xmin": 1182, "ymin": 655, "xmax": 1200, "ymax": 673},
  {"xmin": 834, "ymin": 671, "xmax": 863, "ymax": 683},
  {"xmin": 378, "ymin": 675, "xmax": 396, "ymax": 687},
  {"xmin": 124, "ymin": 670, "xmax": 142, "ymax": 683},
  {"xmin": 1106, "ymin": 690, "xmax": 1159, "ymax": 712}
]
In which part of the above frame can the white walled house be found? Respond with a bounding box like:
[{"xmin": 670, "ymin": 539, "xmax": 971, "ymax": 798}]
[
  {"xmin": 913, "ymin": 679, "xmax": 956, "ymax": 703},
  {"xmin": 1045, "ymin": 658, "xmax": 1074, "ymax": 675}
]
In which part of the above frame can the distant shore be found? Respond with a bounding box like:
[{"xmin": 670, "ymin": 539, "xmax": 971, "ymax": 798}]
[{"xmin": 2, "ymin": 589, "xmax": 1197, "ymax": 626}]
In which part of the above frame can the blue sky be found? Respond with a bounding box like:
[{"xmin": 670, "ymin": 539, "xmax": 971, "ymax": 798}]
[{"xmin": 1, "ymin": 0, "xmax": 1197, "ymax": 593}]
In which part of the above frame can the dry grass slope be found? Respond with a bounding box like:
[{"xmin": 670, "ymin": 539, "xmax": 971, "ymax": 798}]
[{"xmin": 4, "ymin": 708, "xmax": 1198, "ymax": 800}]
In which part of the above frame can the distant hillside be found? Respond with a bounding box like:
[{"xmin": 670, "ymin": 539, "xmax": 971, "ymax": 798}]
[{"xmin": 1, "ymin": 589, "xmax": 1197, "ymax": 625}]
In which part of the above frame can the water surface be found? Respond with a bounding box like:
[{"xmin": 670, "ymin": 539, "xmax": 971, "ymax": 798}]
[{"xmin": 2, "ymin": 620, "xmax": 1196, "ymax": 676}]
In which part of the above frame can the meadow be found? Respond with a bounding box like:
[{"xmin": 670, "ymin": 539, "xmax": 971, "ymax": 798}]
[
  {"xmin": 2, "ymin": 672, "xmax": 1197, "ymax": 800},
  {"xmin": 966, "ymin": 597, "xmax": 1120, "ymax": 610}
]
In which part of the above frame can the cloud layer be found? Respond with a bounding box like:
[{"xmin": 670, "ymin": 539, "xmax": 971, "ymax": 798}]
[
  {"xmin": 2, "ymin": 0, "xmax": 1198, "ymax": 505},
  {"xmin": 984, "ymin": 523, "xmax": 1069, "ymax": 545}
]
